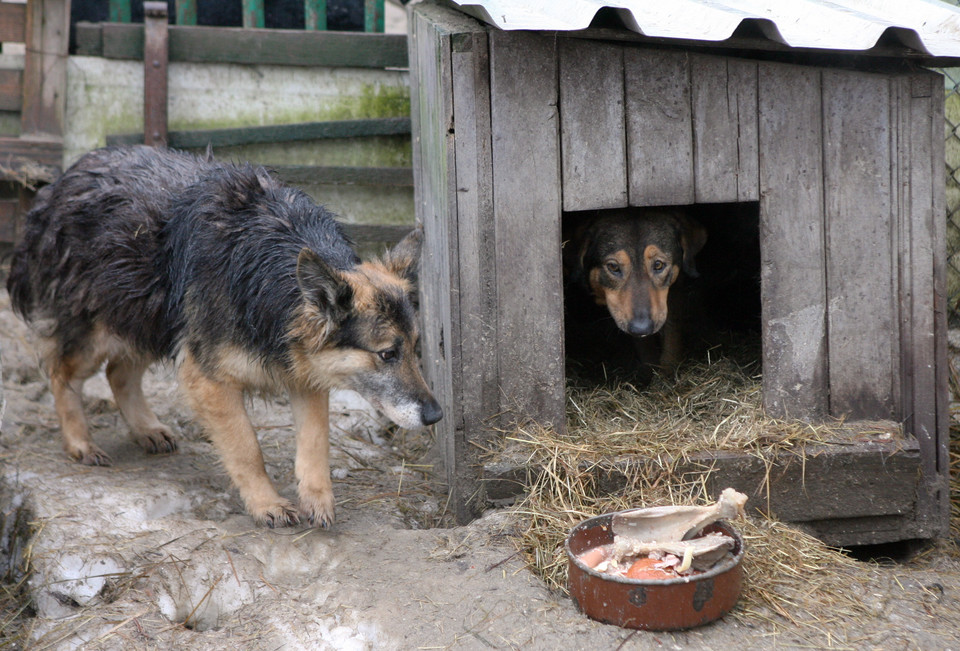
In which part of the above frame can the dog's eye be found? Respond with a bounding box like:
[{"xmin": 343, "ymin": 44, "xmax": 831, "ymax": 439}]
[
  {"xmin": 378, "ymin": 349, "xmax": 398, "ymax": 363},
  {"xmin": 652, "ymin": 260, "xmax": 666, "ymax": 273},
  {"xmin": 605, "ymin": 261, "xmax": 622, "ymax": 276}
]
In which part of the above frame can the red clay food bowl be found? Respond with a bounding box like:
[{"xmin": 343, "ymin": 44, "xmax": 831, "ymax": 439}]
[{"xmin": 565, "ymin": 513, "xmax": 744, "ymax": 630}]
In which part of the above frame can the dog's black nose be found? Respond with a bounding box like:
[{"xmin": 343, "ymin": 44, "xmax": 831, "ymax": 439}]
[
  {"xmin": 421, "ymin": 399, "xmax": 443, "ymax": 425},
  {"xmin": 627, "ymin": 317, "xmax": 655, "ymax": 337}
]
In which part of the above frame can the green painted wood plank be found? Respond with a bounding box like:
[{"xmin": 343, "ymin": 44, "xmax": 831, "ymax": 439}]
[
  {"xmin": 304, "ymin": 0, "xmax": 327, "ymax": 31},
  {"xmin": 176, "ymin": 0, "xmax": 197, "ymax": 26},
  {"xmin": 109, "ymin": 0, "xmax": 131, "ymax": 23},
  {"xmin": 272, "ymin": 165, "xmax": 412, "ymax": 186},
  {"xmin": 106, "ymin": 118, "xmax": 412, "ymax": 147},
  {"xmin": 365, "ymin": 0, "xmax": 385, "ymax": 33},
  {"xmin": 242, "ymin": 0, "xmax": 265, "ymax": 29},
  {"xmin": 75, "ymin": 23, "xmax": 408, "ymax": 68}
]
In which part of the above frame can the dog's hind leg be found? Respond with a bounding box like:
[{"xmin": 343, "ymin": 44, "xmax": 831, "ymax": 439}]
[
  {"xmin": 178, "ymin": 352, "xmax": 300, "ymax": 528},
  {"xmin": 290, "ymin": 389, "xmax": 335, "ymax": 528},
  {"xmin": 106, "ymin": 356, "xmax": 178, "ymax": 455},
  {"xmin": 47, "ymin": 347, "xmax": 112, "ymax": 466}
]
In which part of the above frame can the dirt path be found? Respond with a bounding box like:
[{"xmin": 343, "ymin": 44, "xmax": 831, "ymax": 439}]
[{"xmin": 2, "ymin": 280, "xmax": 960, "ymax": 649}]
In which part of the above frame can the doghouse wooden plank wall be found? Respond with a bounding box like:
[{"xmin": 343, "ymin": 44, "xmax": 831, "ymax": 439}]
[{"xmin": 409, "ymin": 1, "xmax": 950, "ymax": 542}]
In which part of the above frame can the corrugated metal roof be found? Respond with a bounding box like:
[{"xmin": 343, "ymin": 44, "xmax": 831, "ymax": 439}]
[{"xmin": 450, "ymin": 0, "xmax": 960, "ymax": 58}]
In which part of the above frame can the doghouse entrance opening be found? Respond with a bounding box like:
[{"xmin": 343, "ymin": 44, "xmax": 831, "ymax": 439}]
[{"xmin": 562, "ymin": 202, "xmax": 761, "ymax": 385}]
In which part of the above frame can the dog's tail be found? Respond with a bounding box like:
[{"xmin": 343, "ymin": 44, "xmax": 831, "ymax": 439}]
[{"xmin": 5, "ymin": 185, "xmax": 55, "ymax": 321}]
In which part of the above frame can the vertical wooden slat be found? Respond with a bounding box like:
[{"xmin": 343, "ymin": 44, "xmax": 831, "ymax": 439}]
[
  {"xmin": 144, "ymin": 2, "xmax": 169, "ymax": 147},
  {"xmin": 897, "ymin": 71, "xmax": 950, "ymax": 537},
  {"xmin": 559, "ymin": 39, "xmax": 627, "ymax": 211},
  {"xmin": 21, "ymin": 0, "xmax": 70, "ymax": 140},
  {"xmin": 175, "ymin": 0, "xmax": 197, "ymax": 26},
  {"xmin": 822, "ymin": 69, "xmax": 896, "ymax": 420},
  {"xmin": 624, "ymin": 49, "xmax": 694, "ymax": 207},
  {"xmin": 109, "ymin": 0, "xmax": 131, "ymax": 23},
  {"xmin": 451, "ymin": 25, "xmax": 495, "ymax": 519},
  {"xmin": 364, "ymin": 0, "xmax": 385, "ymax": 33},
  {"xmin": 243, "ymin": 0, "xmax": 265, "ymax": 29},
  {"xmin": 489, "ymin": 30, "xmax": 565, "ymax": 430},
  {"xmin": 0, "ymin": 69, "xmax": 23, "ymax": 112},
  {"xmin": 304, "ymin": 0, "xmax": 327, "ymax": 30},
  {"xmin": 409, "ymin": 4, "xmax": 459, "ymax": 517},
  {"xmin": 758, "ymin": 63, "xmax": 827, "ymax": 420},
  {"xmin": 691, "ymin": 54, "xmax": 759, "ymax": 203},
  {"xmin": 0, "ymin": 2, "xmax": 27, "ymax": 42}
]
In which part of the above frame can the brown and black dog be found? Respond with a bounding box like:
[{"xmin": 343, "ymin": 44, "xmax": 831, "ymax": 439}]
[
  {"xmin": 563, "ymin": 209, "xmax": 707, "ymax": 380},
  {"xmin": 7, "ymin": 145, "xmax": 442, "ymax": 529}
]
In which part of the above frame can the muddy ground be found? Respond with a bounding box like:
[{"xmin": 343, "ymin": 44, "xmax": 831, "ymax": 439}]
[{"xmin": 2, "ymin": 266, "xmax": 960, "ymax": 651}]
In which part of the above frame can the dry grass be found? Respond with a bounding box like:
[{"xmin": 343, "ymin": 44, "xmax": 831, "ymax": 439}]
[
  {"xmin": 948, "ymin": 359, "xmax": 960, "ymax": 542},
  {"xmin": 505, "ymin": 348, "xmax": 902, "ymax": 635}
]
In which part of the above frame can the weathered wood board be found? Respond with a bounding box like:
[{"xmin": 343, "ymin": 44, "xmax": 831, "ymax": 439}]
[
  {"xmin": 624, "ymin": 49, "xmax": 694, "ymax": 206},
  {"xmin": 483, "ymin": 436, "xmax": 925, "ymax": 547},
  {"xmin": 757, "ymin": 63, "xmax": 829, "ymax": 420},
  {"xmin": 559, "ymin": 39, "xmax": 627, "ymax": 211},
  {"xmin": 489, "ymin": 29, "xmax": 565, "ymax": 430},
  {"xmin": 822, "ymin": 69, "xmax": 897, "ymax": 420}
]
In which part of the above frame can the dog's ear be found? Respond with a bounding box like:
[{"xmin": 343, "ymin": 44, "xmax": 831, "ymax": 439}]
[
  {"xmin": 675, "ymin": 215, "xmax": 707, "ymax": 278},
  {"xmin": 383, "ymin": 226, "xmax": 423, "ymax": 286},
  {"xmin": 296, "ymin": 248, "xmax": 353, "ymax": 323}
]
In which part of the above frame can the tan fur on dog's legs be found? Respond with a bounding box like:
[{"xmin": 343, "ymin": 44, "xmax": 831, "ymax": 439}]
[
  {"xmin": 290, "ymin": 389, "xmax": 335, "ymax": 528},
  {"xmin": 49, "ymin": 352, "xmax": 111, "ymax": 466},
  {"xmin": 179, "ymin": 352, "xmax": 299, "ymax": 527},
  {"xmin": 106, "ymin": 357, "xmax": 178, "ymax": 455}
]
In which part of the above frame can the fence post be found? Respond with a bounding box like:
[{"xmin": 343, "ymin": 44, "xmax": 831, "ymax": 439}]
[
  {"xmin": 243, "ymin": 0, "xmax": 265, "ymax": 28},
  {"xmin": 304, "ymin": 0, "xmax": 328, "ymax": 30},
  {"xmin": 175, "ymin": 0, "xmax": 197, "ymax": 25},
  {"xmin": 144, "ymin": 1, "xmax": 168, "ymax": 147},
  {"xmin": 364, "ymin": 0, "xmax": 384, "ymax": 32}
]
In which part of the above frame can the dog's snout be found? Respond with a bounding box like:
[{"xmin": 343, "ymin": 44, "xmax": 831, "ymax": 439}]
[
  {"xmin": 627, "ymin": 316, "xmax": 655, "ymax": 337},
  {"xmin": 421, "ymin": 399, "xmax": 443, "ymax": 425}
]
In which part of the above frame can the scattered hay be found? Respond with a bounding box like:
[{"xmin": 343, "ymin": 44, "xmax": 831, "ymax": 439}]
[
  {"xmin": 505, "ymin": 348, "xmax": 890, "ymax": 635},
  {"xmin": 0, "ymin": 158, "xmax": 58, "ymax": 191},
  {"xmin": 948, "ymin": 358, "xmax": 960, "ymax": 542}
]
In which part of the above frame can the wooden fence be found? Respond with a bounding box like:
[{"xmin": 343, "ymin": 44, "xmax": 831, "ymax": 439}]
[
  {"xmin": 1, "ymin": 0, "xmax": 411, "ymax": 247},
  {"xmin": 105, "ymin": 0, "xmax": 386, "ymax": 32}
]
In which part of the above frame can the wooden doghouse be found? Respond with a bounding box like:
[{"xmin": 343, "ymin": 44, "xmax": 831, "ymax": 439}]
[{"xmin": 408, "ymin": 1, "xmax": 953, "ymax": 545}]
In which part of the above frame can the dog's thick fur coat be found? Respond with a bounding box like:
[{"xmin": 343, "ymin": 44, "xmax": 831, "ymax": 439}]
[{"xmin": 7, "ymin": 145, "xmax": 442, "ymax": 528}]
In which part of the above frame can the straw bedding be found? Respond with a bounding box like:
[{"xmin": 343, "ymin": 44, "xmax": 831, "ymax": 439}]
[{"xmin": 505, "ymin": 345, "xmax": 960, "ymax": 636}]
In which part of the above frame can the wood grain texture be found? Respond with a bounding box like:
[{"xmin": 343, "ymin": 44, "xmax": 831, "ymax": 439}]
[
  {"xmin": 691, "ymin": 54, "xmax": 759, "ymax": 203},
  {"xmin": 106, "ymin": 118, "xmax": 412, "ymax": 148},
  {"xmin": 483, "ymin": 437, "xmax": 925, "ymax": 547},
  {"xmin": 0, "ymin": 69, "xmax": 22, "ymax": 112},
  {"xmin": 822, "ymin": 69, "xmax": 896, "ymax": 420},
  {"xmin": 451, "ymin": 25, "xmax": 499, "ymax": 518},
  {"xmin": 0, "ymin": 2, "xmax": 26, "ymax": 43},
  {"xmin": 559, "ymin": 39, "xmax": 627, "ymax": 211},
  {"xmin": 758, "ymin": 62, "xmax": 827, "ymax": 420},
  {"xmin": 896, "ymin": 71, "xmax": 950, "ymax": 538},
  {"xmin": 76, "ymin": 23, "xmax": 409, "ymax": 68},
  {"xmin": 489, "ymin": 29, "xmax": 565, "ymax": 430},
  {"xmin": 409, "ymin": 3, "xmax": 463, "ymax": 519},
  {"xmin": 21, "ymin": 0, "xmax": 70, "ymax": 138},
  {"xmin": 625, "ymin": 48, "xmax": 694, "ymax": 206}
]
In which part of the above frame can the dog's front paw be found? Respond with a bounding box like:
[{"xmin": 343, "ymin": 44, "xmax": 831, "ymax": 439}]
[
  {"xmin": 66, "ymin": 443, "xmax": 113, "ymax": 466},
  {"xmin": 131, "ymin": 426, "xmax": 178, "ymax": 455},
  {"xmin": 299, "ymin": 485, "xmax": 336, "ymax": 529},
  {"xmin": 251, "ymin": 499, "xmax": 301, "ymax": 528}
]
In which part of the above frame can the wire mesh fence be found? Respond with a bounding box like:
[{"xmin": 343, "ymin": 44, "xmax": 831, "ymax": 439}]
[
  {"xmin": 941, "ymin": 1, "xmax": 960, "ymax": 327},
  {"xmin": 944, "ymin": 65, "xmax": 960, "ymax": 327}
]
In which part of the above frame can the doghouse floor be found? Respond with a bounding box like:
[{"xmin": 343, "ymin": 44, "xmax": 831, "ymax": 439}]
[
  {"xmin": 483, "ymin": 344, "xmax": 925, "ymax": 548},
  {"xmin": 484, "ymin": 433, "xmax": 922, "ymax": 548}
]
